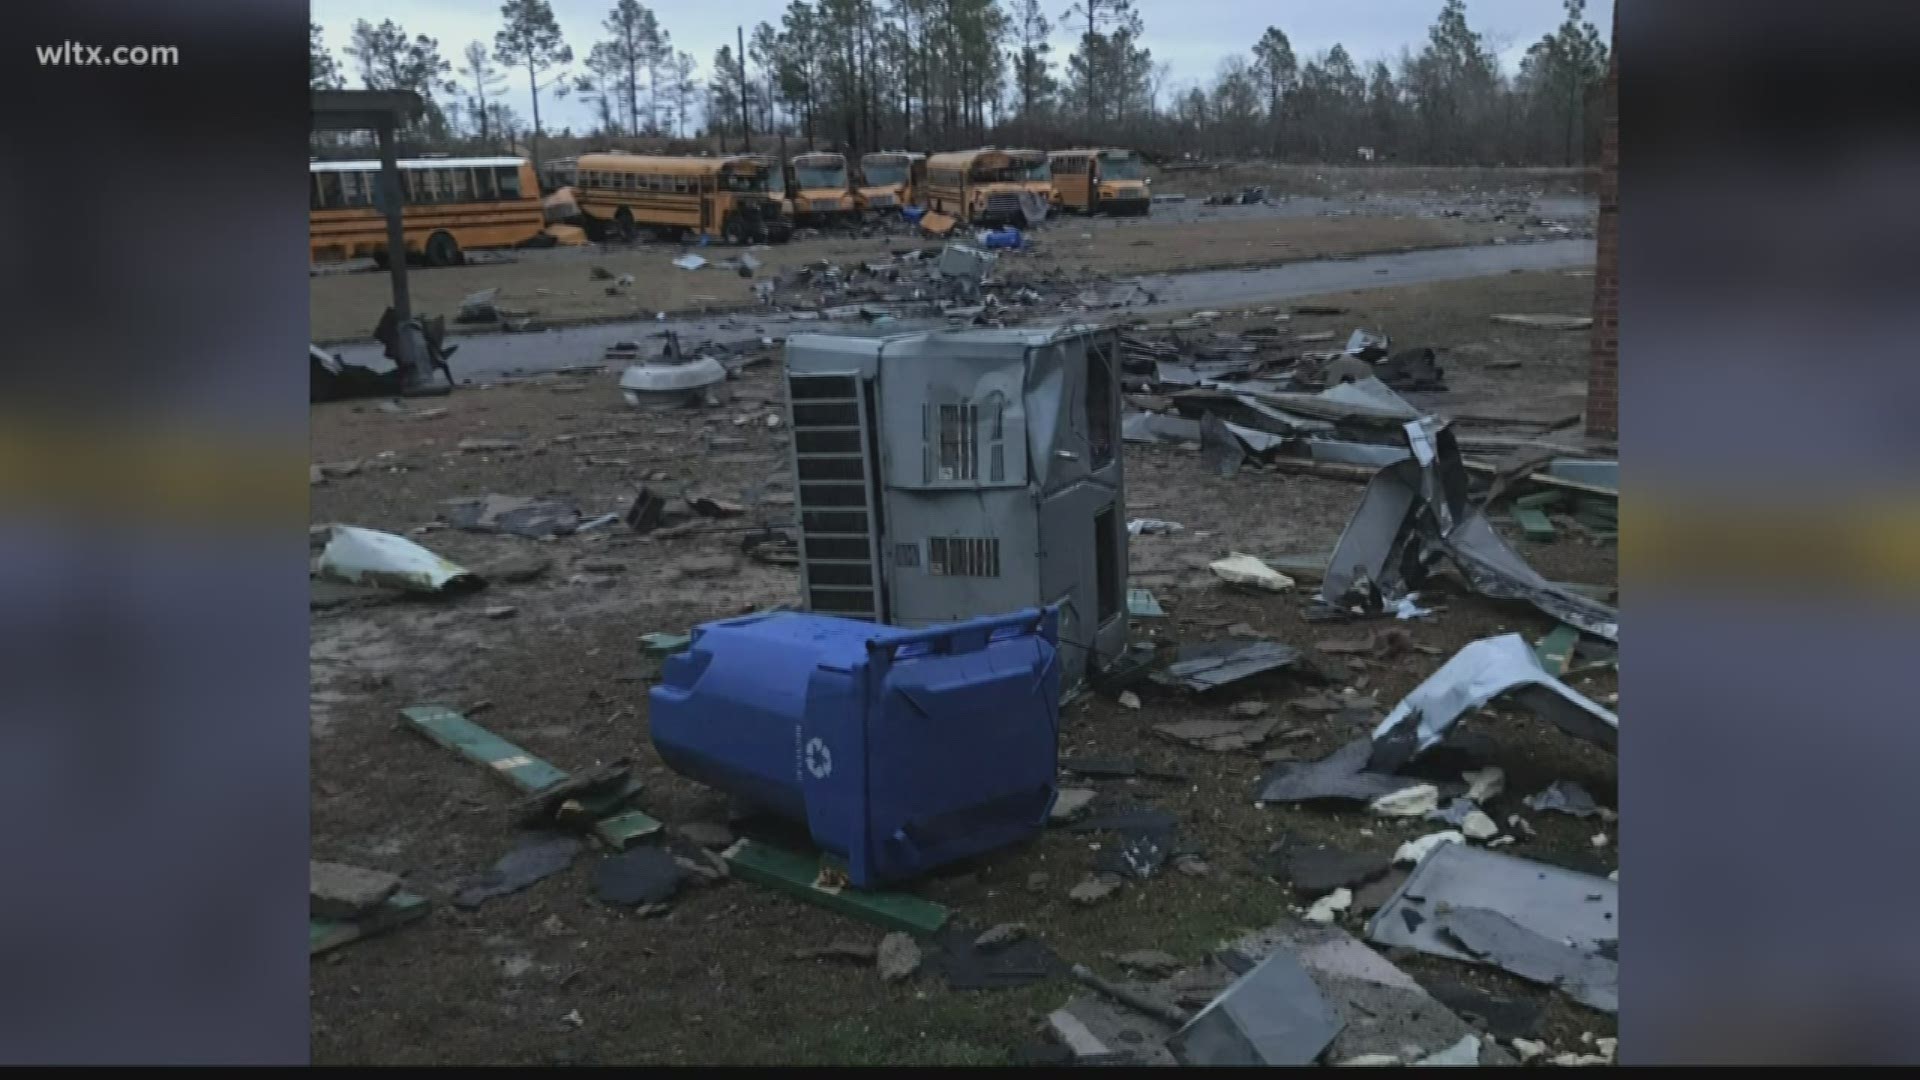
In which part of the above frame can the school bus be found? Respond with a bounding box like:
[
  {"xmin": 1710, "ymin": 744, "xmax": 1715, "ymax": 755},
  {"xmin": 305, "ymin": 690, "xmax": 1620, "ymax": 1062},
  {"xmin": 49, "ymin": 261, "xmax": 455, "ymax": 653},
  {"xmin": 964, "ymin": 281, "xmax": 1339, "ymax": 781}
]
[
  {"xmin": 574, "ymin": 152, "xmax": 792, "ymax": 244},
  {"xmin": 309, "ymin": 156, "xmax": 545, "ymax": 267},
  {"xmin": 856, "ymin": 151, "xmax": 926, "ymax": 212},
  {"xmin": 923, "ymin": 148, "xmax": 1052, "ymax": 226},
  {"xmin": 1048, "ymin": 147, "xmax": 1152, "ymax": 216},
  {"xmin": 786, "ymin": 152, "xmax": 857, "ymax": 225}
]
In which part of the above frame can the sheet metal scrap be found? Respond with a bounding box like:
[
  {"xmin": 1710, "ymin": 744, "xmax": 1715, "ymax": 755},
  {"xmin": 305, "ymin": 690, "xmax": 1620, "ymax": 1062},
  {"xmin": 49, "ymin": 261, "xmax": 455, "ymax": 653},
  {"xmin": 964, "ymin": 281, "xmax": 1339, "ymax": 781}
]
[
  {"xmin": 1365, "ymin": 842, "xmax": 1617, "ymax": 1014},
  {"xmin": 1319, "ymin": 416, "xmax": 1619, "ymax": 642},
  {"xmin": 1153, "ymin": 640, "xmax": 1303, "ymax": 692},
  {"xmin": 1256, "ymin": 738, "xmax": 1424, "ymax": 806},
  {"xmin": 1167, "ymin": 948, "xmax": 1344, "ymax": 1065},
  {"xmin": 441, "ymin": 494, "xmax": 583, "ymax": 539},
  {"xmin": 1369, "ymin": 633, "xmax": 1617, "ymax": 772},
  {"xmin": 1225, "ymin": 922, "xmax": 1514, "ymax": 1066}
]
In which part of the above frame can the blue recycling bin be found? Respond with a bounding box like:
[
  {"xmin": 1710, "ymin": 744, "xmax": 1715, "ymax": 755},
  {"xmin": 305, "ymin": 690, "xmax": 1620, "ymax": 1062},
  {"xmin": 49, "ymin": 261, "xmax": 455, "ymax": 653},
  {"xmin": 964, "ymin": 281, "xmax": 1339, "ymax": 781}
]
[
  {"xmin": 900, "ymin": 205, "xmax": 926, "ymax": 225},
  {"xmin": 981, "ymin": 226, "xmax": 1023, "ymax": 250},
  {"xmin": 648, "ymin": 608, "xmax": 1060, "ymax": 888}
]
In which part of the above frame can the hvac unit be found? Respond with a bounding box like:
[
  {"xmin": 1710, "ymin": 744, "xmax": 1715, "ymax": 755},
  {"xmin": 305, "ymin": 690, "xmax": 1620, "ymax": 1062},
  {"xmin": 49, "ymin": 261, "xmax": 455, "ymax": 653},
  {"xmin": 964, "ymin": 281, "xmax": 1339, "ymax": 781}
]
[{"xmin": 782, "ymin": 323, "xmax": 1129, "ymax": 689}]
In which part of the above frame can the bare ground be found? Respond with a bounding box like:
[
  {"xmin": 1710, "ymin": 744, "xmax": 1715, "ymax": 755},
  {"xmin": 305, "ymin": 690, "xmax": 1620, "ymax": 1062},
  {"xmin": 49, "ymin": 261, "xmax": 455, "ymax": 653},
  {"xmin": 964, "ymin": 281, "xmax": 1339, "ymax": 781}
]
[
  {"xmin": 310, "ymin": 214, "xmax": 1524, "ymax": 343},
  {"xmin": 310, "ymin": 268, "xmax": 1615, "ymax": 1065}
]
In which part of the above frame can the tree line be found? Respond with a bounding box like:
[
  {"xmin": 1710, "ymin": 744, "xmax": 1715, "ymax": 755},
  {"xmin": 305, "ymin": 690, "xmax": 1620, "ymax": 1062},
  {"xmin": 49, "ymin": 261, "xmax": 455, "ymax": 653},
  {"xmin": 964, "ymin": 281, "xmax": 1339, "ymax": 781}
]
[{"xmin": 311, "ymin": 0, "xmax": 1609, "ymax": 168}]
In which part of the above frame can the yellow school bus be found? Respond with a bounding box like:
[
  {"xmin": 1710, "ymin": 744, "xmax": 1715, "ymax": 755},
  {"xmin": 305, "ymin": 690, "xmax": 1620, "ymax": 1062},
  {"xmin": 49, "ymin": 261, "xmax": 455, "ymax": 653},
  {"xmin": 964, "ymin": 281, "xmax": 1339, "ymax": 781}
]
[
  {"xmin": 309, "ymin": 156, "xmax": 545, "ymax": 267},
  {"xmin": 1048, "ymin": 147, "xmax": 1151, "ymax": 216},
  {"xmin": 923, "ymin": 148, "xmax": 1052, "ymax": 226},
  {"xmin": 575, "ymin": 152, "xmax": 792, "ymax": 244},
  {"xmin": 786, "ymin": 152, "xmax": 857, "ymax": 225},
  {"xmin": 856, "ymin": 151, "xmax": 926, "ymax": 212}
]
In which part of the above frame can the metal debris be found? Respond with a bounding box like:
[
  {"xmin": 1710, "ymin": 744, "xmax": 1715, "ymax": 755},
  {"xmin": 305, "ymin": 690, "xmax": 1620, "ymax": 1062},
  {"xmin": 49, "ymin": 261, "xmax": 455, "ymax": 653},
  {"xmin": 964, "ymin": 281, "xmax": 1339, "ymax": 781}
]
[
  {"xmin": 314, "ymin": 525, "xmax": 482, "ymax": 595},
  {"xmin": 441, "ymin": 494, "xmax": 583, "ymax": 539},
  {"xmin": 1153, "ymin": 640, "xmax": 1303, "ymax": 692},
  {"xmin": 1365, "ymin": 842, "xmax": 1617, "ymax": 1013},
  {"xmin": 1167, "ymin": 948, "xmax": 1342, "ymax": 1065},
  {"xmin": 1369, "ymin": 634, "xmax": 1618, "ymax": 772}
]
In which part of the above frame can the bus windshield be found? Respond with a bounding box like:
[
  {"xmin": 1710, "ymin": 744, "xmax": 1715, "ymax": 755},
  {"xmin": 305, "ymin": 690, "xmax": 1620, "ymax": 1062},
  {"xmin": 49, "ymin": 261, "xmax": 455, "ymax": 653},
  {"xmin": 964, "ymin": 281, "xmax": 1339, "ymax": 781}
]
[
  {"xmin": 862, "ymin": 162, "xmax": 908, "ymax": 187},
  {"xmin": 794, "ymin": 164, "xmax": 847, "ymax": 190},
  {"xmin": 974, "ymin": 161, "xmax": 1050, "ymax": 183},
  {"xmin": 1099, "ymin": 156, "xmax": 1146, "ymax": 180},
  {"xmin": 718, "ymin": 171, "xmax": 766, "ymax": 193}
]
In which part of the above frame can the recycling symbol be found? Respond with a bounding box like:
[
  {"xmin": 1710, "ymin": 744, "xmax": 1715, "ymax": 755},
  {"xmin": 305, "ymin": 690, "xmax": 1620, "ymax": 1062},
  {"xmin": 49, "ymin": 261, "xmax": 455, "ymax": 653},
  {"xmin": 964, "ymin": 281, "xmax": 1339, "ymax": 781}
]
[{"xmin": 804, "ymin": 737, "xmax": 833, "ymax": 779}]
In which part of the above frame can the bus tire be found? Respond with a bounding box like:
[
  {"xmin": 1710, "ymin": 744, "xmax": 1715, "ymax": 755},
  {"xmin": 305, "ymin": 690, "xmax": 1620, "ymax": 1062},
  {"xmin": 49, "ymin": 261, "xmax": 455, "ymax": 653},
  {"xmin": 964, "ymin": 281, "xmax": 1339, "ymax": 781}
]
[
  {"xmin": 722, "ymin": 214, "xmax": 752, "ymax": 246},
  {"xmin": 425, "ymin": 231, "xmax": 462, "ymax": 267},
  {"xmin": 372, "ymin": 250, "xmax": 391, "ymax": 270},
  {"xmin": 614, "ymin": 208, "xmax": 637, "ymax": 242}
]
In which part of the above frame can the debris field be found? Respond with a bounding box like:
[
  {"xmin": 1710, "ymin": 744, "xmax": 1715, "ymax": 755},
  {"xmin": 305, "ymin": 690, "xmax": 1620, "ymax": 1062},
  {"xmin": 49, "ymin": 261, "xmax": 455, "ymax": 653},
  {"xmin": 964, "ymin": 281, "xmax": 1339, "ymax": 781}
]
[{"xmin": 311, "ymin": 215, "xmax": 1617, "ymax": 1065}]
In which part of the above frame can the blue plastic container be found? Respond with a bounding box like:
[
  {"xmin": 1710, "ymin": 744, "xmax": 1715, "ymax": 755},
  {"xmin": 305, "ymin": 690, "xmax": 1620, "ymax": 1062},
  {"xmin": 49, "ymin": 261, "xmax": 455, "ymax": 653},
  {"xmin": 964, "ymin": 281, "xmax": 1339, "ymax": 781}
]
[
  {"xmin": 649, "ymin": 608, "xmax": 1060, "ymax": 888},
  {"xmin": 982, "ymin": 227, "xmax": 1023, "ymax": 250},
  {"xmin": 900, "ymin": 205, "xmax": 927, "ymax": 225}
]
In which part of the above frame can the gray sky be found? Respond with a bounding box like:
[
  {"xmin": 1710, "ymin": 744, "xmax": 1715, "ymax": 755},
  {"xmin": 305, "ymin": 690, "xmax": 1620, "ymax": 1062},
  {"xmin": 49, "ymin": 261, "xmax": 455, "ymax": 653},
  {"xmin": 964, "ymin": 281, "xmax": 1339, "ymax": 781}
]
[{"xmin": 314, "ymin": 0, "xmax": 1612, "ymax": 133}]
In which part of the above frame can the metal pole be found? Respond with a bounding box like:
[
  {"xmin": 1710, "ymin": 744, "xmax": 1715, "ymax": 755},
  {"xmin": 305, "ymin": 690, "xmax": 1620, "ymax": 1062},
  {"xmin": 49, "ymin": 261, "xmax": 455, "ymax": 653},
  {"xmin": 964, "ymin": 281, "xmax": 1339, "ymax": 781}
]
[
  {"xmin": 376, "ymin": 119, "xmax": 411, "ymax": 324},
  {"xmin": 737, "ymin": 25, "xmax": 751, "ymax": 154}
]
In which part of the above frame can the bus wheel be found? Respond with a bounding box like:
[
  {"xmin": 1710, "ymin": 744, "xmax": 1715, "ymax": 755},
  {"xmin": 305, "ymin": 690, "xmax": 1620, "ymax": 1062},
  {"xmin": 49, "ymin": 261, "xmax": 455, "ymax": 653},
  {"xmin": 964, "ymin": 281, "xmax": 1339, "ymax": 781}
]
[
  {"xmin": 425, "ymin": 231, "xmax": 462, "ymax": 267},
  {"xmin": 371, "ymin": 250, "xmax": 390, "ymax": 270},
  {"xmin": 723, "ymin": 214, "xmax": 752, "ymax": 246},
  {"xmin": 615, "ymin": 209, "xmax": 637, "ymax": 242}
]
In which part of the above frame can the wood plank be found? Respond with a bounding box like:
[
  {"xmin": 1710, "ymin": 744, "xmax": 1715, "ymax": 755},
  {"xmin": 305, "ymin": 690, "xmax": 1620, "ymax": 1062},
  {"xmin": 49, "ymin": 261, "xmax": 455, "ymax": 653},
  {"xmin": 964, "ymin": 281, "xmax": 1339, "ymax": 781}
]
[
  {"xmin": 1127, "ymin": 588, "xmax": 1167, "ymax": 618},
  {"xmin": 1514, "ymin": 506, "xmax": 1557, "ymax": 542},
  {"xmin": 1462, "ymin": 459, "xmax": 1619, "ymax": 498},
  {"xmin": 309, "ymin": 892, "xmax": 430, "ymax": 955},
  {"xmin": 1534, "ymin": 625, "xmax": 1581, "ymax": 676},
  {"xmin": 721, "ymin": 839, "xmax": 949, "ymax": 934},
  {"xmin": 400, "ymin": 705, "xmax": 569, "ymax": 794},
  {"xmin": 592, "ymin": 809, "xmax": 665, "ymax": 850}
]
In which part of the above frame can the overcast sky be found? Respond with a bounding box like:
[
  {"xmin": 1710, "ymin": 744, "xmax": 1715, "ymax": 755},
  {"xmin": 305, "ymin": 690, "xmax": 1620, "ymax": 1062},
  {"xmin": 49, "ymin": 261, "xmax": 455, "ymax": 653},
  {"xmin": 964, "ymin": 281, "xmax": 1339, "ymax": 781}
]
[{"xmin": 314, "ymin": 0, "xmax": 1613, "ymax": 133}]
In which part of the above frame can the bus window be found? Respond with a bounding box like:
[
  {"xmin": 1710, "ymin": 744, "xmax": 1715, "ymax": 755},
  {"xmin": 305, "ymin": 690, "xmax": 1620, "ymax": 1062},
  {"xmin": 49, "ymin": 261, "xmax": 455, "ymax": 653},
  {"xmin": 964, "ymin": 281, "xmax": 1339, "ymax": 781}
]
[
  {"xmin": 447, "ymin": 168, "xmax": 472, "ymax": 200},
  {"xmin": 314, "ymin": 172, "xmax": 344, "ymax": 210},
  {"xmin": 496, "ymin": 166, "xmax": 522, "ymax": 198},
  {"xmin": 473, "ymin": 168, "xmax": 497, "ymax": 200},
  {"xmin": 1099, "ymin": 155, "xmax": 1146, "ymax": 180},
  {"xmin": 341, "ymin": 171, "xmax": 372, "ymax": 207},
  {"xmin": 422, "ymin": 169, "xmax": 448, "ymax": 203}
]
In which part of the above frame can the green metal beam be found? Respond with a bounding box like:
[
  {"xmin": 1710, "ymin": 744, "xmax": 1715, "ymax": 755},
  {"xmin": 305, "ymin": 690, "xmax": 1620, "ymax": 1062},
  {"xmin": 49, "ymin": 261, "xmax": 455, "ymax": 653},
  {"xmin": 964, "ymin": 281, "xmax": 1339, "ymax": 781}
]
[
  {"xmin": 722, "ymin": 840, "xmax": 949, "ymax": 934},
  {"xmin": 310, "ymin": 892, "xmax": 430, "ymax": 955}
]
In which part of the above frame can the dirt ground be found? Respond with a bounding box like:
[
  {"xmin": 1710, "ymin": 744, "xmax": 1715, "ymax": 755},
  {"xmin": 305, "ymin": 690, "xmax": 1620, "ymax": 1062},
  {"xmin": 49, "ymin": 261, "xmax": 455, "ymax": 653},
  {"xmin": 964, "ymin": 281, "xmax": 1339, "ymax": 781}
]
[
  {"xmin": 310, "ymin": 268, "xmax": 1616, "ymax": 1065},
  {"xmin": 310, "ymin": 166, "xmax": 1590, "ymax": 344}
]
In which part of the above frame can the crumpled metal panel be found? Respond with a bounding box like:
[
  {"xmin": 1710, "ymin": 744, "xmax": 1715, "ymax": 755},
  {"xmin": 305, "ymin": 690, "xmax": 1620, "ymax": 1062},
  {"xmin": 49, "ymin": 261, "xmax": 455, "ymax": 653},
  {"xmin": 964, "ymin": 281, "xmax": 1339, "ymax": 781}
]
[
  {"xmin": 1369, "ymin": 633, "xmax": 1617, "ymax": 771},
  {"xmin": 1169, "ymin": 948, "xmax": 1344, "ymax": 1065}
]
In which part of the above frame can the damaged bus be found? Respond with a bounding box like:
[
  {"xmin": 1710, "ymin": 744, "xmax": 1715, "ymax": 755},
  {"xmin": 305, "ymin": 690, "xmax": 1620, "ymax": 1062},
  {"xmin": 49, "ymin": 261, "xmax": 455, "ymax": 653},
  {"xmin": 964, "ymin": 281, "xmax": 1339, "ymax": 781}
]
[
  {"xmin": 785, "ymin": 152, "xmax": 858, "ymax": 225},
  {"xmin": 309, "ymin": 156, "xmax": 545, "ymax": 267},
  {"xmin": 923, "ymin": 148, "xmax": 1053, "ymax": 227},
  {"xmin": 574, "ymin": 153, "xmax": 791, "ymax": 244},
  {"xmin": 856, "ymin": 151, "xmax": 926, "ymax": 212},
  {"xmin": 1048, "ymin": 147, "xmax": 1152, "ymax": 216}
]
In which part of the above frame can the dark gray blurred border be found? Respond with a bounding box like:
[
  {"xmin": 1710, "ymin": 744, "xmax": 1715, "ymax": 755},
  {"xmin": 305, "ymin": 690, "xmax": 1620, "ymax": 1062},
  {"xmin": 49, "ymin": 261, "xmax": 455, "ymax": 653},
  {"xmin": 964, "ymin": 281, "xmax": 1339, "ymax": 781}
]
[
  {"xmin": 1, "ymin": 2, "xmax": 308, "ymax": 1064},
  {"xmin": 1622, "ymin": 0, "xmax": 1920, "ymax": 1065}
]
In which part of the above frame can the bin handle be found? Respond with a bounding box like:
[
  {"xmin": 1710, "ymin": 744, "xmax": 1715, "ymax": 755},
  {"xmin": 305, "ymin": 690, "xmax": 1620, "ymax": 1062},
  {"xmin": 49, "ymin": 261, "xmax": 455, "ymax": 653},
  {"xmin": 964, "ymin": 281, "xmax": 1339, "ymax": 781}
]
[{"xmin": 865, "ymin": 606, "xmax": 1055, "ymax": 663}]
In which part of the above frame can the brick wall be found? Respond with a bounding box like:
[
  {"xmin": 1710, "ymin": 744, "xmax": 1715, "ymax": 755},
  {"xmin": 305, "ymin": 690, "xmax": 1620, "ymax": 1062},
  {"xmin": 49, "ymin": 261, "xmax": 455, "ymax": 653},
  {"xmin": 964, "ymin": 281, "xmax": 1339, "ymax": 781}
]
[{"xmin": 1585, "ymin": 48, "xmax": 1619, "ymax": 437}]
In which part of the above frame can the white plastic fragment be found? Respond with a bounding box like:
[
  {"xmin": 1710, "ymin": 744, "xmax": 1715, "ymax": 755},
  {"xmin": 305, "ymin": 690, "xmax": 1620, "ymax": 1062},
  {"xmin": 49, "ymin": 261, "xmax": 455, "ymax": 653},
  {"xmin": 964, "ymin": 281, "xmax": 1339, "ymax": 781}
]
[
  {"xmin": 1394, "ymin": 831, "xmax": 1463, "ymax": 866},
  {"xmin": 1462, "ymin": 766, "xmax": 1505, "ymax": 803},
  {"xmin": 1303, "ymin": 888, "xmax": 1352, "ymax": 924},
  {"xmin": 1510, "ymin": 1038, "xmax": 1549, "ymax": 1062},
  {"xmin": 1411, "ymin": 1034, "xmax": 1481, "ymax": 1066},
  {"xmin": 1460, "ymin": 811, "xmax": 1500, "ymax": 841},
  {"xmin": 315, "ymin": 525, "xmax": 481, "ymax": 595},
  {"xmin": 1209, "ymin": 552, "xmax": 1294, "ymax": 592},
  {"xmin": 1370, "ymin": 784, "xmax": 1439, "ymax": 818}
]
